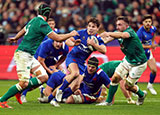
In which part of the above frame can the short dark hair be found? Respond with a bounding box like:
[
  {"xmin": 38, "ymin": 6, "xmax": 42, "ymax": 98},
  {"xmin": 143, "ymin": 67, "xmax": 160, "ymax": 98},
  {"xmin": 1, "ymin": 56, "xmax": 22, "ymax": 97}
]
[
  {"xmin": 47, "ymin": 18, "xmax": 55, "ymax": 22},
  {"xmin": 142, "ymin": 14, "xmax": 152, "ymax": 22},
  {"xmin": 88, "ymin": 17, "xmax": 100, "ymax": 28},
  {"xmin": 116, "ymin": 16, "xmax": 129, "ymax": 24}
]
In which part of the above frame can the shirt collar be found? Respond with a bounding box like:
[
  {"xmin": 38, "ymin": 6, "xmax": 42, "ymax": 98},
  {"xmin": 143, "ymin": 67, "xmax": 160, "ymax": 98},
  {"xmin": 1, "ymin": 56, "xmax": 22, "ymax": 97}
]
[{"xmin": 38, "ymin": 15, "xmax": 45, "ymax": 20}]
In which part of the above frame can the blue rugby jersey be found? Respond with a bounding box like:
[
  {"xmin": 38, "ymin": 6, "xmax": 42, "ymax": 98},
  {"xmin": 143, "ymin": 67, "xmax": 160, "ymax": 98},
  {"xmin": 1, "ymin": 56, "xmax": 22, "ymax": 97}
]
[
  {"xmin": 68, "ymin": 29, "xmax": 105, "ymax": 64},
  {"xmin": 34, "ymin": 39, "xmax": 69, "ymax": 67}
]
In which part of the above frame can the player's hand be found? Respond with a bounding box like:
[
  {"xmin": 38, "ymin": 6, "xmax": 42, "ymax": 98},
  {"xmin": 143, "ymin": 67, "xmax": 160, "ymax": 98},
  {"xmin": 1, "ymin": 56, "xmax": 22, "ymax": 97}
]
[
  {"xmin": 151, "ymin": 43, "xmax": 158, "ymax": 51},
  {"xmin": 99, "ymin": 32, "xmax": 110, "ymax": 38},
  {"xmin": 7, "ymin": 37, "xmax": 18, "ymax": 43},
  {"xmin": 70, "ymin": 30, "xmax": 79, "ymax": 37},
  {"xmin": 74, "ymin": 39, "xmax": 81, "ymax": 46},
  {"xmin": 87, "ymin": 37, "xmax": 95, "ymax": 46}
]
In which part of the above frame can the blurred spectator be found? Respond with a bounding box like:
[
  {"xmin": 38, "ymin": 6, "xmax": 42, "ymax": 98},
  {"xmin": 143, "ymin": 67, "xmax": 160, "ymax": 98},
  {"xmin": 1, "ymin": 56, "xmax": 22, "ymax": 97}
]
[
  {"xmin": 0, "ymin": 24, "xmax": 7, "ymax": 45},
  {"xmin": 84, "ymin": 0, "xmax": 99, "ymax": 17},
  {"xmin": 0, "ymin": 0, "xmax": 160, "ymax": 45}
]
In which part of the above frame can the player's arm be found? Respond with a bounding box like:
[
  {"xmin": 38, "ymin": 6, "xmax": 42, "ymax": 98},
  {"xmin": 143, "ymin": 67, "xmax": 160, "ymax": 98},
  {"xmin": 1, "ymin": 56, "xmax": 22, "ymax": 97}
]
[
  {"xmin": 7, "ymin": 27, "xmax": 26, "ymax": 43},
  {"xmin": 50, "ymin": 55, "xmax": 66, "ymax": 71},
  {"xmin": 100, "ymin": 32, "xmax": 115, "ymax": 44},
  {"xmin": 48, "ymin": 30, "xmax": 79, "ymax": 42},
  {"xmin": 37, "ymin": 56, "xmax": 53, "ymax": 74},
  {"xmin": 107, "ymin": 32, "xmax": 130, "ymax": 39},
  {"xmin": 65, "ymin": 37, "xmax": 81, "ymax": 47}
]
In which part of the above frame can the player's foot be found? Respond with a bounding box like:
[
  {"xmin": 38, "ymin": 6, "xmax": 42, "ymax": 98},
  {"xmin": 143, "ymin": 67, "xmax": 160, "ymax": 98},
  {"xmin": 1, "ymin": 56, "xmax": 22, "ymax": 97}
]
[
  {"xmin": 38, "ymin": 96, "xmax": 49, "ymax": 103},
  {"xmin": 55, "ymin": 89, "xmax": 63, "ymax": 102},
  {"xmin": 21, "ymin": 95, "xmax": 27, "ymax": 103},
  {"xmin": 15, "ymin": 93, "xmax": 23, "ymax": 104},
  {"xmin": 50, "ymin": 99, "xmax": 60, "ymax": 107},
  {"xmin": 147, "ymin": 83, "xmax": 157, "ymax": 95},
  {"xmin": 39, "ymin": 85, "xmax": 44, "ymax": 98},
  {"xmin": 0, "ymin": 102, "xmax": 12, "ymax": 108},
  {"xmin": 127, "ymin": 98, "xmax": 136, "ymax": 104},
  {"xmin": 96, "ymin": 101, "xmax": 112, "ymax": 106},
  {"xmin": 136, "ymin": 90, "xmax": 147, "ymax": 105}
]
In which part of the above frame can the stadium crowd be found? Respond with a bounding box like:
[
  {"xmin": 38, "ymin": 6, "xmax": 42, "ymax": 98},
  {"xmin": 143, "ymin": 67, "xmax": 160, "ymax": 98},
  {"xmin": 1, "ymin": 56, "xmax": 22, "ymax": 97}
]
[{"xmin": 0, "ymin": 0, "xmax": 160, "ymax": 44}]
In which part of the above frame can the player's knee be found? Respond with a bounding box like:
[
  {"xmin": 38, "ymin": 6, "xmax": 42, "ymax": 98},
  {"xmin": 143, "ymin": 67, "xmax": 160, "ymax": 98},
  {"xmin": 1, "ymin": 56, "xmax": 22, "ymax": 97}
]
[
  {"xmin": 112, "ymin": 75, "xmax": 121, "ymax": 84},
  {"xmin": 151, "ymin": 69, "xmax": 157, "ymax": 74},
  {"xmin": 19, "ymin": 81, "xmax": 29, "ymax": 89},
  {"xmin": 38, "ymin": 75, "xmax": 48, "ymax": 83},
  {"xmin": 66, "ymin": 96, "xmax": 74, "ymax": 104}
]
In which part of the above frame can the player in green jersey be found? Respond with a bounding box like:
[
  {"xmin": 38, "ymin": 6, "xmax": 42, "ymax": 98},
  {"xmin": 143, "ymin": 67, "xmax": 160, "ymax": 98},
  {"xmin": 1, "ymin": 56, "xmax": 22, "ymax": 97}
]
[
  {"xmin": 99, "ymin": 60, "xmax": 135, "ymax": 104},
  {"xmin": 0, "ymin": 3, "xmax": 78, "ymax": 108},
  {"xmin": 97, "ymin": 16, "xmax": 147, "ymax": 106}
]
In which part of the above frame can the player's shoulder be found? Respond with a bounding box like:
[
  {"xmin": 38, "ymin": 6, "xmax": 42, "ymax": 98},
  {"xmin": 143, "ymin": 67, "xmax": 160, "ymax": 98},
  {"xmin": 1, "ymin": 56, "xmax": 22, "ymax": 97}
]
[{"xmin": 151, "ymin": 26, "xmax": 157, "ymax": 31}]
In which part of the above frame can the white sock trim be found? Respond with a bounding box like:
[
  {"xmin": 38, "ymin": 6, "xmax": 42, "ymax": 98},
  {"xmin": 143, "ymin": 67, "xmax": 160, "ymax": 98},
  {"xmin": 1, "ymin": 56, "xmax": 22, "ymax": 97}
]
[{"xmin": 16, "ymin": 83, "xmax": 23, "ymax": 91}]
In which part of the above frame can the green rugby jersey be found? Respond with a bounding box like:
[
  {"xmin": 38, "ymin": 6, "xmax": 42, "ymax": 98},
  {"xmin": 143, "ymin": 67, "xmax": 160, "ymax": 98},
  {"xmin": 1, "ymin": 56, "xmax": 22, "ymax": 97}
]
[
  {"xmin": 99, "ymin": 61, "xmax": 121, "ymax": 78},
  {"xmin": 117, "ymin": 26, "xmax": 147, "ymax": 65},
  {"xmin": 16, "ymin": 16, "xmax": 52, "ymax": 55}
]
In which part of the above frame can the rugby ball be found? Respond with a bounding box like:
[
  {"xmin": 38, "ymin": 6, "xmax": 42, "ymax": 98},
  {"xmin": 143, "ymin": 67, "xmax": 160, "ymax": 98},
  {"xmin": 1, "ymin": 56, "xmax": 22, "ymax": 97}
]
[{"xmin": 88, "ymin": 36, "xmax": 99, "ymax": 51}]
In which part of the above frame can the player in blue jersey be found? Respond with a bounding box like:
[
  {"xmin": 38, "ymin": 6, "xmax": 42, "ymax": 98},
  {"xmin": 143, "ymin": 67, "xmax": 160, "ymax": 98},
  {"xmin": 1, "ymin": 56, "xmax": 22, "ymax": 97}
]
[
  {"xmin": 20, "ymin": 38, "xmax": 69, "ymax": 102},
  {"xmin": 55, "ymin": 17, "xmax": 107, "ymax": 102},
  {"xmin": 137, "ymin": 14, "xmax": 158, "ymax": 95},
  {"xmin": 38, "ymin": 57, "xmax": 110, "ymax": 106},
  {"xmin": 64, "ymin": 57, "xmax": 110, "ymax": 104}
]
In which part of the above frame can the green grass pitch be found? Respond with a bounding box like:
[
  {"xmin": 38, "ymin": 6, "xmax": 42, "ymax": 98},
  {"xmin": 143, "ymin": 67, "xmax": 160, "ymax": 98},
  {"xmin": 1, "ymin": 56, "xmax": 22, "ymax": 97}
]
[{"xmin": 0, "ymin": 80, "xmax": 160, "ymax": 115}]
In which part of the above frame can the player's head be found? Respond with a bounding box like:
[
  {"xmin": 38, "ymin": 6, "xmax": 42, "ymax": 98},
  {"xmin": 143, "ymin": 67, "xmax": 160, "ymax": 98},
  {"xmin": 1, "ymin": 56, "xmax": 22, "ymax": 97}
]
[
  {"xmin": 52, "ymin": 40, "xmax": 63, "ymax": 49},
  {"xmin": 47, "ymin": 18, "xmax": 55, "ymax": 30},
  {"xmin": 87, "ymin": 56, "xmax": 99, "ymax": 74},
  {"xmin": 38, "ymin": 3, "xmax": 51, "ymax": 21},
  {"xmin": 87, "ymin": 17, "xmax": 100, "ymax": 35},
  {"xmin": 116, "ymin": 16, "xmax": 129, "ymax": 32},
  {"xmin": 142, "ymin": 14, "xmax": 152, "ymax": 30}
]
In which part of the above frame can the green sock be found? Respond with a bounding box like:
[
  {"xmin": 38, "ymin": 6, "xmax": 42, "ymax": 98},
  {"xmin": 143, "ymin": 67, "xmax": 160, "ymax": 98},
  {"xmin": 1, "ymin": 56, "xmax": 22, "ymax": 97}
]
[
  {"xmin": 0, "ymin": 85, "xmax": 19, "ymax": 102},
  {"xmin": 136, "ymin": 89, "xmax": 144, "ymax": 98},
  {"xmin": 106, "ymin": 85, "xmax": 118, "ymax": 103},
  {"xmin": 26, "ymin": 77, "xmax": 41, "ymax": 89}
]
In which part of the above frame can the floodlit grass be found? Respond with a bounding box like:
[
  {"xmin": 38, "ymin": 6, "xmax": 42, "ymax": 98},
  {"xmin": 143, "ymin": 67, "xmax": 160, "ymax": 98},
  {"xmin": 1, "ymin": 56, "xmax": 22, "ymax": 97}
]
[{"xmin": 0, "ymin": 80, "xmax": 160, "ymax": 115}]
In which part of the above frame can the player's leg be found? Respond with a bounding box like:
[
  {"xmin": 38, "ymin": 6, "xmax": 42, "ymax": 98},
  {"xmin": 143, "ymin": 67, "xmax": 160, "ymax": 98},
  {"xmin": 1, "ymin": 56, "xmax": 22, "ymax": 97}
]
[
  {"xmin": 147, "ymin": 57, "xmax": 157, "ymax": 95},
  {"xmin": 125, "ymin": 62, "xmax": 147, "ymax": 105},
  {"xmin": 120, "ymin": 80, "xmax": 135, "ymax": 104},
  {"xmin": 0, "ymin": 51, "xmax": 32, "ymax": 108},
  {"xmin": 65, "ymin": 89, "xmax": 84, "ymax": 104},
  {"xmin": 56, "ymin": 63, "xmax": 80, "ymax": 102}
]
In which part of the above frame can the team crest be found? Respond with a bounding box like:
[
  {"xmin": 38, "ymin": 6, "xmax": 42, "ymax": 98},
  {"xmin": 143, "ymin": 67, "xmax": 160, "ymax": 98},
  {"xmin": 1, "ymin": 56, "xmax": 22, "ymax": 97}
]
[{"xmin": 83, "ymin": 36, "xmax": 85, "ymax": 40}]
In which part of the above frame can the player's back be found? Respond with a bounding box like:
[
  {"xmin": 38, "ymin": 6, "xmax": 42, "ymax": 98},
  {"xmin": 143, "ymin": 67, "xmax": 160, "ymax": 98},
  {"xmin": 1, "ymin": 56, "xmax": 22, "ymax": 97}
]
[{"xmin": 17, "ymin": 16, "xmax": 52, "ymax": 55}]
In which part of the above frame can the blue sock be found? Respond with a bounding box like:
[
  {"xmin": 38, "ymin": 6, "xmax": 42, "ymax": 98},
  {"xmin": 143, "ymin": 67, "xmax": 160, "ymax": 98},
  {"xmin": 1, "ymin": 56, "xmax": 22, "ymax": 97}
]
[
  {"xmin": 149, "ymin": 73, "xmax": 156, "ymax": 83},
  {"xmin": 41, "ymin": 87, "xmax": 44, "ymax": 95},
  {"xmin": 22, "ymin": 88, "xmax": 30, "ymax": 96},
  {"xmin": 48, "ymin": 94, "xmax": 54, "ymax": 102},
  {"xmin": 59, "ymin": 79, "xmax": 69, "ymax": 91},
  {"xmin": 62, "ymin": 87, "xmax": 73, "ymax": 99}
]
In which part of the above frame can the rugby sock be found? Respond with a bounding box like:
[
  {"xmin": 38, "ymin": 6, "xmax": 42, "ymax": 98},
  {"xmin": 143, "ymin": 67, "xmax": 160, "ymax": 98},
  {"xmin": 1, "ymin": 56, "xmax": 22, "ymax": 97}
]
[
  {"xmin": 62, "ymin": 87, "xmax": 73, "ymax": 99},
  {"xmin": 106, "ymin": 84, "xmax": 118, "ymax": 103},
  {"xmin": 136, "ymin": 89, "xmax": 144, "ymax": 98},
  {"xmin": 149, "ymin": 73, "xmax": 156, "ymax": 84},
  {"xmin": 59, "ymin": 79, "xmax": 69, "ymax": 91},
  {"xmin": 0, "ymin": 84, "xmax": 21, "ymax": 102},
  {"xmin": 26, "ymin": 77, "xmax": 41, "ymax": 89},
  {"xmin": 48, "ymin": 94, "xmax": 54, "ymax": 102}
]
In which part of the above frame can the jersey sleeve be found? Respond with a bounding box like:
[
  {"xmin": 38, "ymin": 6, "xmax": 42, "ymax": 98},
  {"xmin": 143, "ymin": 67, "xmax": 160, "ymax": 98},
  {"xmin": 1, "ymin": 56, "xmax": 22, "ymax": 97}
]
[
  {"xmin": 99, "ymin": 71, "xmax": 111, "ymax": 87},
  {"xmin": 97, "ymin": 36, "xmax": 105, "ymax": 45},
  {"xmin": 39, "ymin": 22, "xmax": 53, "ymax": 36}
]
